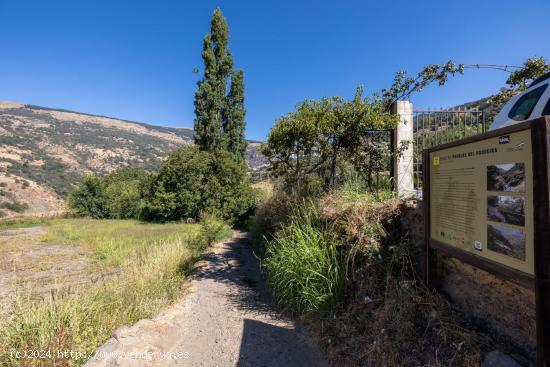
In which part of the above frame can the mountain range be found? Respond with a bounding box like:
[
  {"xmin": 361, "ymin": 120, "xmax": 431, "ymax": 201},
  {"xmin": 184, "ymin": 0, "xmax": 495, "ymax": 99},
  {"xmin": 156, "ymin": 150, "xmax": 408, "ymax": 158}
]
[{"xmin": 0, "ymin": 102, "xmax": 267, "ymax": 218}]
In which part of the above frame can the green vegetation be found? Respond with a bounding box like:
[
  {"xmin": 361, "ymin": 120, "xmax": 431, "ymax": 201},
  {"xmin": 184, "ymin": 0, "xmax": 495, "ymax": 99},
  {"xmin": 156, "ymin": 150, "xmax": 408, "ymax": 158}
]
[
  {"xmin": 69, "ymin": 147, "xmax": 256, "ymax": 222},
  {"xmin": 0, "ymin": 200, "xmax": 29, "ymax": 213},
  {"xmin": 253, "ymin": 184, "xmax": 493, "ymax": 365},
  {"xmin": 264, "ymin": 204, "xmax": 345, "ymax": 315},
  {"xmin": 68, "ymin": 168, "xmax": 149, "ymax": 219},
  {"xmin": 194, "ymin": 8, "xmax": 247, "ymax": 160},
  {"xmin": 0, "ymin": 217, "xmax": 50, "ymax": 230},
  {"xmin": 491, "ymin": 56, "xmax": 550, "ymax": 106},
  {"xmin": 190, "ymin": 213, "xmax": 232, "ymax": 251},
  {"xmin": 141, "ymin": 147, "xmax": 255, "ymax": 222},
  {"xmin": 262, "ymin": 86, "xmax": 400, "ymax": 194},
  {"xmin": 0, "ymin": 218, "xmax": 230, "ymax": 367}
]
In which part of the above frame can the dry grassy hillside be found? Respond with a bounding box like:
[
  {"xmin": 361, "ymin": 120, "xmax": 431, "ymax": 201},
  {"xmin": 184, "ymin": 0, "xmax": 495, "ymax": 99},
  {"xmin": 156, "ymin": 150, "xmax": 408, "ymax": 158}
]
[{"xmin": 0, "ymin": 102, "xmax": 266, "ymax": 218}]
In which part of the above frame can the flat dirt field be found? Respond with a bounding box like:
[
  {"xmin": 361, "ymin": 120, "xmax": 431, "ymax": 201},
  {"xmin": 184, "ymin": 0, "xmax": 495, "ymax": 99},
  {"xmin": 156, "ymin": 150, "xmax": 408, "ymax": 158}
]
[
  {"xmin": 0, "ymin": 219, "xmax": 201, "ymax": 367},
  {"xmin": 0, "ymin": 225, "xmax": 99, "ymax": 315}
]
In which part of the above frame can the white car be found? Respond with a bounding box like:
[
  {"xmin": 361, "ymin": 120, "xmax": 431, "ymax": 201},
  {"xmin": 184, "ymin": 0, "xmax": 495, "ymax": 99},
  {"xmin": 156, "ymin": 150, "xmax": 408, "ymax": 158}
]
[{"xmin": 490, "ymin": 72, "xmax": 550, "ymax": 130}]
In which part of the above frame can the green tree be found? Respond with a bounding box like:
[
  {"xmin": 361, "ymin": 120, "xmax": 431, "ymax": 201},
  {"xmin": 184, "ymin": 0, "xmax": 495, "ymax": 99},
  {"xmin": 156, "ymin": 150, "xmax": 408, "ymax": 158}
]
[
  {"xmin": 103, "ymin": 168, "xmax": 150, "ymax": 219},
  {"xmin": 67, "ymin": 169, "xmax": 151, "ymax": 219},
  {"xmin": 491, "ymin": 57, "xmax": 550, "ymax": 105},
  {"xmin": 224, "ymin": 70, "xmax": 247, "ymax": 160},
  {"xmin": 262, "ymin": 104, "xmax": 325, "ymax": 192},
  {"xmin": 67, "ymin": 175, "xmax": 108, "ymax": 218},
  {"xmin": 202, "ymin": 149, "xmax": 256, "ymax": 219},
  {"xmin": 194, "ymin": 8, "xmax": 234, "ymax": 152},
  {"xmin": 141, "ymin": 147, "xmax": 209, "ymax": 221},
  {"xmin": 140, "ymin": 146, "xmax": 256, "ymax": 222},
  {"xmin": 263, "ymin": 86, "xmax": 399, "ymax": 192}
]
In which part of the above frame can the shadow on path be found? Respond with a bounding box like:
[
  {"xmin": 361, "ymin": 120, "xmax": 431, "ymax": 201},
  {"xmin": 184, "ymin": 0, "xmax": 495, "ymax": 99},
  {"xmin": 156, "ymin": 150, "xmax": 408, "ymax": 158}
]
[{"xmin": 196, "ymin": 233, "xmax": 327, "ymax": 366}]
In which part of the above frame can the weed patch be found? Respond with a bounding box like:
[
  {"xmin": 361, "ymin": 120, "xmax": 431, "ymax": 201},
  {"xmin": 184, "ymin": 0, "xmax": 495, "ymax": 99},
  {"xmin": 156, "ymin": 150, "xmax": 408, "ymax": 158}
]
[
  {"xmin": 264, "ymin": 204, "xmax": 345, "ymax": 316},
  {"xmin": 0, "ymin": 218, "xmax": 230, "ymax": 367}
]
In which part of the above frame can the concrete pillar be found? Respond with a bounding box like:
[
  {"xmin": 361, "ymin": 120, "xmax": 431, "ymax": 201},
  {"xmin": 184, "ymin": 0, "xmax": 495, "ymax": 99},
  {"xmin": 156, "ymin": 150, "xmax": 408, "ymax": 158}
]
[{"xmin": 391, "ymin": 101, "xmax": 414, "ymax": 197}]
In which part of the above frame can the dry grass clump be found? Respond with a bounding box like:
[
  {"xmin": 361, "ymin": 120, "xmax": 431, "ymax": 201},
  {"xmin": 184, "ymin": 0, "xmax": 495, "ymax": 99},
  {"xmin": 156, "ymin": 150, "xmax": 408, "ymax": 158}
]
[
  {"xmin": 319, "ymin": 192, "xmax": 403, "ymax": 255},
  {"xmin": 313, "ymin": 196, "xmax": 494, "ymax": 366},
  {"xmin": 251, "ymin": 185, "xmax": 302, "ymax": 246},
  {"xmin": 255, "ymin": 187, "xmax": 495, "ymax": 366},
  {"xmin": 0, "ymin": 218, "xmax": 229, "ymax": 367}
]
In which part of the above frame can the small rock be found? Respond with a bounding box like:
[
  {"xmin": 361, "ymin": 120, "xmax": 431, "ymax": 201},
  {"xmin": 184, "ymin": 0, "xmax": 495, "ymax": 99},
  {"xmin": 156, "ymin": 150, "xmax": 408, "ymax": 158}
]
[{"xmin": 482, "ymin": 351, "xmax": 522, "ymax": 367}]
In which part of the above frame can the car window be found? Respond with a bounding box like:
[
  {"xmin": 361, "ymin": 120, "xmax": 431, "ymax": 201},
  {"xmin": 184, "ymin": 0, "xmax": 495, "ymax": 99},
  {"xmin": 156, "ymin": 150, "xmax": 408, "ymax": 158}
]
[{"xmin": 508, "ymin": 84, "xmax": 548, "ymax": 121}]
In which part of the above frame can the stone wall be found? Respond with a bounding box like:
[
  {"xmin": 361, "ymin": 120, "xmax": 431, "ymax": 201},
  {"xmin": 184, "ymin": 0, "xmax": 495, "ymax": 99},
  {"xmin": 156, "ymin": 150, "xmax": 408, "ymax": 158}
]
[{"xmin": 402, "ymin": 198, "xmax": 537, "ymax": 359}]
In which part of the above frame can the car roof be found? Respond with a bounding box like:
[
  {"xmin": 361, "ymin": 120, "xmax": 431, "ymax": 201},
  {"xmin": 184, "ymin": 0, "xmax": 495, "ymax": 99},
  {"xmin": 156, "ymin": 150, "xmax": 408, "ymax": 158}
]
[{"xmin": 528, "ymin": 72, "xmax": 550, "ymax": 88}]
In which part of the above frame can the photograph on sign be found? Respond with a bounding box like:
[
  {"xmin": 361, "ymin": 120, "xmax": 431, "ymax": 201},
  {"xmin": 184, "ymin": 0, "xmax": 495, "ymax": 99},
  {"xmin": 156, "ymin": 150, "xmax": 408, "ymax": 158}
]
[
  {"xmin": 487, "ymin": 223, "xmax": 526, "ymax": 261},
  {"xmin": 487, "ymin": 163, "xmax": 525, "ymax": 193},
  {"xmin": 487, "ymin": 195, "xmax": 525, "ymax": 226}
]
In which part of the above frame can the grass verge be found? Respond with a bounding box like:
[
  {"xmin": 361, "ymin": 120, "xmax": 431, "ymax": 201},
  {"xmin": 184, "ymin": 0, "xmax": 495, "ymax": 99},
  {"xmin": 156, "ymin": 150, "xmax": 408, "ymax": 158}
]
[
  {"xmin": 264, "ymin": 204, "xmax": 345, "ymax": 316},
  {"xmin": 254, "ymin": 186, "xmax": 495, "ymax": 366},
  {"xmin": 0, "ymin": 217, "xmax": 230, "ymax": 367}
]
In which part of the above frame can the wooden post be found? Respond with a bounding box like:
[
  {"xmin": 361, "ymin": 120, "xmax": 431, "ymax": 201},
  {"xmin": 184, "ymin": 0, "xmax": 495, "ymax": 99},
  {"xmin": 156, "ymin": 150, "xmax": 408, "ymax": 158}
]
[{"xmin": 531, "ymin": 117, "xmax": 550, "ymax": 367}]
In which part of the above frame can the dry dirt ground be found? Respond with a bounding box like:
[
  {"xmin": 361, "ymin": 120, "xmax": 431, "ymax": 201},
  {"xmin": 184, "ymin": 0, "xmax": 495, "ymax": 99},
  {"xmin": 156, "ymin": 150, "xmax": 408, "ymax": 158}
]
[
  {"xmin": 0, "ymin": 226, "xmax": 98, "ymax": 314},
  {"xmin": 85, "ymin": 231, "xmax": 327, "ymax": 367}
]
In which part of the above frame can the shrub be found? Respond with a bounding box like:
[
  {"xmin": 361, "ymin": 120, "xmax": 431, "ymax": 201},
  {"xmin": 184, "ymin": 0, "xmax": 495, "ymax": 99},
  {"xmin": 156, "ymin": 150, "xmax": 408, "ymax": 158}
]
[
  {"xmin": 264, "ymin": 204, "xmax": 346, "ymax": 316},
  {"xmin": 0, "ymin": 201, "xmax": 29, "ymax": 213},
  {"xmin": 190, "ymin": 214, "xmax": 231, "ymax": 251},
  {"xmin": 141, "ymin": 146, "xmax": 256, "ymax": 222},
  {"xmin": 67, "ymin": 147, "xmax": 256, "ymax": 223},
  {"xmin": 255, "ymin": 186, "xmax": 493, "ymax": 366},
  {"xmin": 67, "ymin": 175, "xmax": 109, "ymax": 218},
  {"xmin": 68, "ymin": 169, "xmax": 151, "ymax": 219},
  {"xmin": 104, "ymin": 169, "xmax": 150, "ymax": 219}
]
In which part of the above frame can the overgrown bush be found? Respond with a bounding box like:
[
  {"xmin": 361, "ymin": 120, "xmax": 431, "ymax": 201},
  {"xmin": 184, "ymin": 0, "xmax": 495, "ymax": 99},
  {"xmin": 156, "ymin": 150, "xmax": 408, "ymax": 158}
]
[
  {"xmin": 190, "ymin": 214, "xmax": 231, "ymax": 251},
  {"xmin": 68, "ymin": 147, "xmax": 256, "ymax": 223},
  {"xmin": 0, "ymin": 200, "xmax": 30, "ymax": 213},
  {"xmin": 67, "ymin": 169, "xmax": 149, "ymax": 219},
  {"xmin": 140, "ymin": 146, "xmax": 256, "ymax": 222},
  {"xmin": 255, "ymin": 186, "xmax": 495, "ymax": 366},
  {"xmin": 264, "ymin": 203, "xmax": 346, "ymax": 316},
  {"xmin": 67, "ymin": 175, "xmax": 109, "ymax": 218}
]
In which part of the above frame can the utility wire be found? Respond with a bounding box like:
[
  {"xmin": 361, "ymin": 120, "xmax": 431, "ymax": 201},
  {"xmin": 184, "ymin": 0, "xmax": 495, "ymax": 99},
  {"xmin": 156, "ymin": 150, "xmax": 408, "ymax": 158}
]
[{"xmin": 463, "ymin": 64, "xmax": 522, "ymax": 73}]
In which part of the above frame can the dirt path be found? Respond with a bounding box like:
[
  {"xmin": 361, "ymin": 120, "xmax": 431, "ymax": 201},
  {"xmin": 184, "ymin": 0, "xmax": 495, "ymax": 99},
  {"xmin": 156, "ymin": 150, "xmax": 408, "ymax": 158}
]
[{"xmin": 86, "ymin": 231, "xmax": 327, "ymax": 367}]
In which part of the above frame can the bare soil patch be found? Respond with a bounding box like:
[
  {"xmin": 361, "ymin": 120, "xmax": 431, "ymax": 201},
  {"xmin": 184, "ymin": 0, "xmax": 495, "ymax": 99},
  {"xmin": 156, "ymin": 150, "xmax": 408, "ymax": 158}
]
[{"xmin": 0, "ymin": 226, "xmax": 103, "ymax": 315}]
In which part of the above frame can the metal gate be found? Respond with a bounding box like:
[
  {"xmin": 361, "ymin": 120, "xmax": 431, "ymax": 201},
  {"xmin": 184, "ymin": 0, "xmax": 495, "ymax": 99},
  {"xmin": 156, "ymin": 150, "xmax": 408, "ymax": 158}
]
[{"xmin": 413, "ymin": 109, "xmax": 488, "ymax": 189}]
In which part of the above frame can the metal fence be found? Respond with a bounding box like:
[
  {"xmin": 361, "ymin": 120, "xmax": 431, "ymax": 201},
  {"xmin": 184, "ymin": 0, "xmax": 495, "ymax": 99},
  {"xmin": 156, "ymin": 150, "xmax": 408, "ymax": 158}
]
[{"xmin": 413, "ymin": 109, "xmax": 488, "ymax": 189}]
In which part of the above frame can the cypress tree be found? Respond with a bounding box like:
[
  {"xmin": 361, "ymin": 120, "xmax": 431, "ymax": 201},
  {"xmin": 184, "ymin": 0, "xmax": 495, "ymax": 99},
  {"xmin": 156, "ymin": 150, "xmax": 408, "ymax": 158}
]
[
  {"xmin": 194, "ymin": 8, "xmax": 234, "ymax": 152},
  {"xmin": 224, "ymin": 70, "xmax": 247, "ymax": 160}
]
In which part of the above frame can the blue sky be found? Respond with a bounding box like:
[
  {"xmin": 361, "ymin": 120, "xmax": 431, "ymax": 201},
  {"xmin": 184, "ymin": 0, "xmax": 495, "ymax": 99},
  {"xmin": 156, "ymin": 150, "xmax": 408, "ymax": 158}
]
[{"xmin": 1, "ymin": 0, "xmax": 549, "ymax": 141}]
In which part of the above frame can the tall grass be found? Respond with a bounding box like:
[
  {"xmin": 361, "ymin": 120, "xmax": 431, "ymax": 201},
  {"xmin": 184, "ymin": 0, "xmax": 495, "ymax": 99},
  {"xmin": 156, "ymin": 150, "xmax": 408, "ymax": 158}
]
[
  {"xmin": 264, "ymin": 204, "xmax": 345, "ymax": 316},
  {"xmin": 256, "ymin": 184, "xmax": 494, "ymax": 366},
  {"xmin": 0, "ymin": 218, "xmax": 229, "ymax": 367}
]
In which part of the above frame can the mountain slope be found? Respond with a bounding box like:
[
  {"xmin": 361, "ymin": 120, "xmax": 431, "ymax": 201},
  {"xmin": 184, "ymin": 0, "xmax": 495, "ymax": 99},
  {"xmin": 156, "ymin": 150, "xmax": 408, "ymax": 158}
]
[{"xmin": 0, "ymin": 102, "xmax": 266, "ymax": 217}]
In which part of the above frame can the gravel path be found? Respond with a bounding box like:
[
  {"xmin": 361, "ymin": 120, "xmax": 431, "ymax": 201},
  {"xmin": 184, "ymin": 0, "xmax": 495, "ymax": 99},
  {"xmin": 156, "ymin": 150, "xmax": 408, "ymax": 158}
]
[{"xmin": 86, "ymin": 231, "xmax": 327, "ymax": 367}]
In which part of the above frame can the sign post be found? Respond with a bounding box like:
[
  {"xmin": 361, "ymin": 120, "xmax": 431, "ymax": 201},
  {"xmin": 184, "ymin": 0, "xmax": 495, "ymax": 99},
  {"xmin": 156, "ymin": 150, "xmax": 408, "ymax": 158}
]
[{"xmin": 423, "ymin": 117, "xmax": 550, "ymax": 367}]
